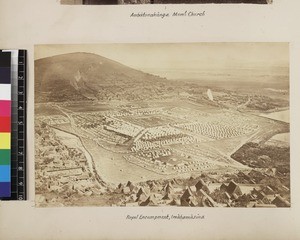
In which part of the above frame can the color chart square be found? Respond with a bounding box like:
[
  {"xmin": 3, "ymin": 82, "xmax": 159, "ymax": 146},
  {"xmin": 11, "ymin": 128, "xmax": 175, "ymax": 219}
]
[
  {"xmin": 0, "ymin": 84, "xmax": 11, "ymax": 100},
  {"xmin": 0, "ymin": 182, "xmax": 11, "ymax": 197},
  {"xmin": 0, "ymin": 100, "xmax": 11, "ymax": 116},
  {"xmin": 0, "ymin": 116, "xmax": 11, "ymax": 132},
  {"xmin": 0, "ymin": 68, "xmax": 11, "ymax": 84},
  {"xmin": 0, "ymin": 149, "xmax": 10, "ymax": 165},
  {"xmin": 0, "ymin": 133, "xmax": 11, "ymax": 149},
  {"xmin": 0, "ymin": 165, "xmax": 10, "ymax": 182},
  {"xmin": 0, "ymin": 52, "xmax": 11, "ymax": 68}
]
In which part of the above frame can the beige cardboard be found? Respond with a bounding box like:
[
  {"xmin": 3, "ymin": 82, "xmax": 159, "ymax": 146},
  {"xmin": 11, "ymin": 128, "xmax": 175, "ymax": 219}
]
[{"xmin": 0, "ymin": 0, "xmax": 300, "ymax": 239}]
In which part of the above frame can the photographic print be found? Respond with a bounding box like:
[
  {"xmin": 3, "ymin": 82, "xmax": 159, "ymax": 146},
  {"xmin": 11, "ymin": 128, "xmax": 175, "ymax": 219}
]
[
  {"xmin": 60, "ymin": 0, "xmax": 272, "ymax": 5},
  {"xmin": 35, "ymin": 43, "xmax": 290, "ymax": 207}
]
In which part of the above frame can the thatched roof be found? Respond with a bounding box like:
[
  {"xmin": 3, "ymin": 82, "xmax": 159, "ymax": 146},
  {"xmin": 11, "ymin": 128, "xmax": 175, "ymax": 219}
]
[
  {"xmin": 140, "ymin": 195, "xmax": 157, "ymax": 206},
  {"xmin": 181, "ymin": 187, "xmax": 194, "ymax": 200}
]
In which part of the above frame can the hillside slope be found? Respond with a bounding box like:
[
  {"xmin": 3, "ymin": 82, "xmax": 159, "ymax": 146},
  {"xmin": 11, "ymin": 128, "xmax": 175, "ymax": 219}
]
[{"xmin": 35, "ymin": 52, "xmax": 165, "ymax": 102}]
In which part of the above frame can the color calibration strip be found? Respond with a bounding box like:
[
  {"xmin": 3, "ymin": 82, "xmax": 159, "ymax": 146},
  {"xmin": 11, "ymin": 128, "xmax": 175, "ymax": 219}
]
[
  {"xmin": 0, "ymin": 51, "xmax": 12, "ymax": 198},
  {"xmin": 0, "ymin": 50, "xmax": 27, "ymax": 200}
]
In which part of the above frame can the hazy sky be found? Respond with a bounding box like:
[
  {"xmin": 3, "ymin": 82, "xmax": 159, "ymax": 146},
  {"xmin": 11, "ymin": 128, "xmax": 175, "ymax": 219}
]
[{"xmin": 35, "ymin": 43, "xmax": 289, "ymax": 79}]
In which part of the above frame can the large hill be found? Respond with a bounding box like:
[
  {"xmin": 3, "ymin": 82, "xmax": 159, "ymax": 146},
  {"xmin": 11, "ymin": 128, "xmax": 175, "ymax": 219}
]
[{"xmin": 35, "ymin": 52, "xmax": 166, "ymax": 102}]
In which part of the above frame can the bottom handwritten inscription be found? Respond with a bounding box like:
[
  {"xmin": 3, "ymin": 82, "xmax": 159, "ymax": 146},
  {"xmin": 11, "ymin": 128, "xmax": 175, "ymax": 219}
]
[{"xmin": 126, "ymin": 214, "xmax": 205, "ymax": 220}]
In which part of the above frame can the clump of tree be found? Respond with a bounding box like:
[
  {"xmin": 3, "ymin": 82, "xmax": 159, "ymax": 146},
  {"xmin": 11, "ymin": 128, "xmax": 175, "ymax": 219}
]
[{"xmin": 231, "ymin": 142, "xmax": 289, "ymax": 168}]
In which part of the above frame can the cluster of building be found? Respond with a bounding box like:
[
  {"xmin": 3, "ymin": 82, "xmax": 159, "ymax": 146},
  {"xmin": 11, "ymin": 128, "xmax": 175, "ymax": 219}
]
[
  {"xmin": 131, "ymin": 140, "xmax": 160, "ymax": 152},
  {"xmin": 141, "ymin": 126, "xmax": 182, "ymax": 141},
  {"xmin": 128, "ymin": 108, "xmax": 163, "ymax": 116},
  {"xmin": 219, "ymin": 112, "xmax": 259, "ymax": 133},
  {"xmin": 112, "ymin": 179, "xmax": 218, "ymax": 207},
  {"xmin": 72, "ymin": 113, "xmax": 139, "ymax": 144},
  {"xmin": 111, "ymin": 177, "xmax": 290, "ymax": 208},
  {"xmin": 35, "ymin": 123, "xmax": 105, "ymax": 205},
  {"xmin": 172, "ymin": 160, "xmax": 216, "ymax": 173},
  {"xmin": 72, "ymin": 113, "xmax": 105, "ymax": 129},
  {"xmin": 91, "ymin": 108, "xmax": 162, "ymax": 118},
  {"xmin": 103, "ymin": 117, "xmax": 143, "ymax": 137},
  {"xmin": 214, "ymin": 180, "xmax": 290, "ymax": 208},
  {"xmin": 126, "ymin": 147, "xmax": 217, "ymax": 175},
  {"xmin": 90, "ymin": 125, "xmax": 130, "ymax": 144},
  {"xmin": 132, "ymin": 135, "xmax": 196, "ymax": 152},
  {"xmin": 137, "ymin": 148, "xmax": 172, "ymax": 159},
  {"xmin": 176, "ymin": 120, "xmax": 257, "ymax": 140},
  {"xmin": 113, "ymin": 180, "xmax": 215, "ymax": 207}
]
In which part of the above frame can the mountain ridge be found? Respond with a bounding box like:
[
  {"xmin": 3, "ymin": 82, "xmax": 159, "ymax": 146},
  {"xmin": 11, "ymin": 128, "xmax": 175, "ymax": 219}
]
[{"xmin": 35, "ymin": 52, "xmax": 166, "ymax": 102}]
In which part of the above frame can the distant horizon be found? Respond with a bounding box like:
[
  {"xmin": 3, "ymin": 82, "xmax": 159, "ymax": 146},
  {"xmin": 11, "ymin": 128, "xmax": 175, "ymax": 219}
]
[
  {"xmin": 36, "ymin": 52, "xmax": 289, "ymax": 82},
  {"xmin": 35, "ymin": 43, "xmax": 289, "ymax": 82}
]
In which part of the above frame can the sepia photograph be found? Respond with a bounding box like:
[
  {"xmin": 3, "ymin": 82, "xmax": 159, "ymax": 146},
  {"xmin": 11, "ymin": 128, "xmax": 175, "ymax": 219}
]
[
  {"xmin": 61, "ymin": 0, "xmax": 272, "ymax": 5},
  {"xmin": 35, "ymin": 43, "xmax": 290, "ymax": 208}
]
